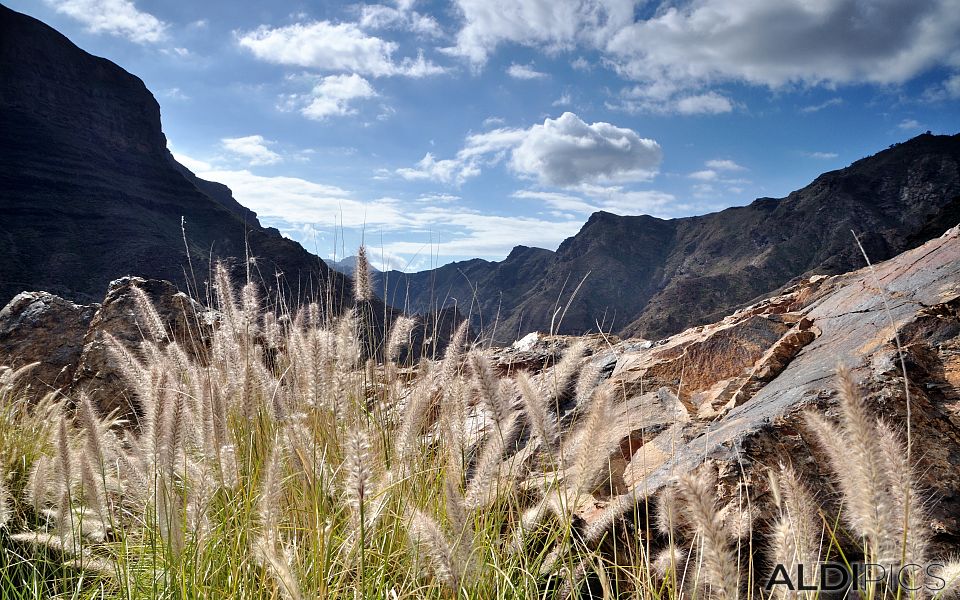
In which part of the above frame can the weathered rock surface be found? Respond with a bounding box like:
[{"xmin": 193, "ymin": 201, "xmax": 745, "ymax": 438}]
[
  {"xmin": 0, "ymin": 291, "xmax": 98, "ymax": 390},
  {"xmin": 488, "ymin": 223, "xmax": 960, "ymax": 553}
]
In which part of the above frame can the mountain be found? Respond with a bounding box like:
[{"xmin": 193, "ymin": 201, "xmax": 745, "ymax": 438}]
[
  {"xmin": 324, "ymin": 255, "xmax": 382, "ymax": 277},
  {"xmin": 383, "ymin": 133, "xmax": 960, "ymax": 341},
  {"xmin": 0, "ymin": 5, "xmax": 343, "ymax": 307}
]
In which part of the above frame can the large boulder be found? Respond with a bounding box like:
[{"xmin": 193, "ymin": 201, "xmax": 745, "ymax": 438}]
[
  {"xmin": 0, "ymin": 291, "xmax": 98, "ymax": 392},
  {"xmin": 71, "ymin": 277, "xmax": 204, "ymax": 415}
]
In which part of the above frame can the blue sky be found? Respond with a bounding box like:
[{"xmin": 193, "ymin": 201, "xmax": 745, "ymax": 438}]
[{"xmin": 10, "ymin": 0, "xmax": 960, "ymax": 271}]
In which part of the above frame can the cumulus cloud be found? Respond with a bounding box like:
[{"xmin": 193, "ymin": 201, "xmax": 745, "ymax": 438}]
[
  {"xmin": 605, "ymin": 0, "xmax": 960, "ymax": 89},
  {"xmin": 45, "ymin": 0, "xmax": 167, "ymax": 43},
  {"xmin": 507, "ymin": 63, "xmax": 548, "ymax": 79},
  {"xmin": 236, "ymin": 20, "xmax": 445, "ymax": 77},
  {"xmin": 398, "ymin": 112, "xmax": 662, "ymax": 187},
  {"xmin": 445, "ymin": 0, "xmax": 634, "ymax": 64},
  {"xmin": 284, "ymin": 74, "xmax": 378, "ymax": 120},
  {"xmin": 447, "ymin": 0, "xmax": 960, "ymax": 106},
  {"xmin": 221, "ymin": 135, "xmax": 282, "ymax": 166}
]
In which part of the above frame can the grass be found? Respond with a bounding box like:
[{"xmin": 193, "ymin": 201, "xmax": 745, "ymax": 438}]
[{"xmin": 0, "ymin": 248, "xmax": 958, "ymax": 599}]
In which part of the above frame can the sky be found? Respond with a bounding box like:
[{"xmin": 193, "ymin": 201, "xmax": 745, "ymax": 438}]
[{"xmin": 9, "ymin": 0, "xmax": 960, "ymax": 271}]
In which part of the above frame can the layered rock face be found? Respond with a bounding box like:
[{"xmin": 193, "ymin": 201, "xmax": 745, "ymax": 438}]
[
  {"xmin": 0, "ymin": 5, "xmax": 345, "ymax": 307},
  {"xmin": 384, "ymin": 134, "xmax": 960, "ymax": 343}
]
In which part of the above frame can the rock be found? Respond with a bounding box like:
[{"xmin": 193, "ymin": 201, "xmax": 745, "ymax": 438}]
[
  {"xmin": 72, "ymin": 277, "xmax": 204, "ymax": 416},
  {"xmin": 0, "ymin": 291, "xmax": 98, "ymax": 392},
  {"xmin": 610, "ymin": 223, "xmax": 960, "ymax": 553}
]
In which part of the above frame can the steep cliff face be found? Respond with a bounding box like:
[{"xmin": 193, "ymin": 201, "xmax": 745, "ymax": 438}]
[
  {"xmin": 0, "ymin": 5, "xmax": 343, "ymax": 306},
  {"xmin": 389, "ymin": 133, "xmax": 960, "ymax": 342}
]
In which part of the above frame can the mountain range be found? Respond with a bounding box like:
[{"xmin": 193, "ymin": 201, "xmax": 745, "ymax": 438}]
[
  {"xmin": 378, "ymin": 133, "xmax": 960, "ymax": 341},
  {"xmin": 1, "ymin": 4, "xmax": 958, "ymax": 344}
]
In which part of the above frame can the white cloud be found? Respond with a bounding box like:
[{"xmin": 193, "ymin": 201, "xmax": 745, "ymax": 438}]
[
  {"xmin": 898, "ymin": 118, "xmax": 923, "ymax": 131},
  {"xmin": 606, "ymin": 0, "xmax": 960, "ymax": 90},
  {"xmin": 674, "ymin": 93, "xmax": 734, "ymax": 115},
  {"xmin": 801, "ymin": 98, "xmax": 843, "ymax": 113},
  {"xmin": 446, "ymin": 0, "xmax": 960, "ymax": 106},
  {"xmin": 804, "ymin": 151, "xmax": 839, "ymax": 159},
  {"xmin": 45, "ymin": 0, "xmax": 167, "ymax": 43},
  {"xmin": 705, "ymin": 159, "xmax": 745, "ymax": 171},
  {"xmin": 358, "ymin": 4, "xmax": 443, "ymax": 38},
  {"xmin": 236, "ymin": 20, "xmax": 445, "ymax": 77},
  {"xmin": 612, "ymin": 85, "xmax": 735, "ymax": 115},
  {"xmin": 177, "ymin": 152, "xmax": 586, "ymax": 260},
  {"xmin": 552, "ymin": 93, "xmax": 572, "ymax": 106},
  {"xmin": 507, "ymin": 63, "xmax": 548, "ymax": 80},
  {"xmin": 445, "ymin": 0, "xmax": 634, "ymax": 65},
  {"xmin": 171, "ymin": 151, "xmax": 213, "ymax": 173},
  {"xmin": 397, "ymin": 152, "xmax": 481, "ymax": 185},
  {"xmin": 161, "ymin": 87, "xmax": 190, "ymax": 101},
  {"xmin": 482, "ymin": 116, "xmax": 506, "ymax": 127},
  {"xmin": 288, "ymin": 74, "xmax": 378, "ymax": 120},
  {"xmin": 514, "ymin": 187, "xmax": 676, "ymax": 217},
  {"xmin": 399, "ymin": 112, "xmax": 661, "ymax": 187},
  {"xmin": 688, "ymin": 170, "xmax": 717, "ymax": 181},
  {"xmin": 416, "ymin": 193, "xmax": 461, "ymax": 204},
  {"xmin": 221, "ymin": 135, "xmax": 282, "ymax": 166}
]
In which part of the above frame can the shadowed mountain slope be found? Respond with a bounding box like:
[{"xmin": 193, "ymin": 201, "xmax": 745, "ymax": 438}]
[{"xmin": 0, "ymin": 4, "xmax": 344, "ymax": 307}]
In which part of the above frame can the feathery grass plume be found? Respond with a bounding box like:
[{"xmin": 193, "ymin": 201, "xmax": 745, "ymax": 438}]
[
  {"xmin": 26, "ymin": 454, "xmax": 56, "ymax": 511},
  {"xmin": 567, "ymin": 386, "xmax": 613, "ymax": 496},
  {"xmin": 935, "ymin": 561, "xmax": 960, "ymax": 599},
  {"xmin": 252, "ymin": 443, "xmax": 303, "ymax": 600},
  {"xmin": 768, "ymin": 464, "xmax": 821, "ymax": 600},
  {"xmin": 676, "ymin": 468, "xmax": 739, "ymax": 600},
  {"xmin": 805, "ymin": 367, "xmax": 899, "ymax": 568},
  {"xmin": 55, "ymin": 415, "xmax": 75, "ymax": 534},
  {"xmin": 656, "ymin": 484, "xmax": 693, "ymax": 539},
  {"xmin": 406, "ymin": 508, "xmax": 463, "ymax": 590},
  {"xmin": 439, "ymin": 320, "xmax": 471, "ymax": 384},
  {"xmin": 104, "ymin": 332, "xmax": 150, "ymax": 393},
  {"xmin": 214, "ymin": 262, "xmax": 240, "ymax": 328},
  {"xmin": 546, "ymin": 340, "xmax": 586, "ymax": 401},
  {"xmin": 354, "ymin": 245, "xmax": 373, "ymax": 302},
  {"xmin": 386, "ymin": 315, "xmax": 416, "ymax": 363},
  {"xmin": 573, "ymin": 358, "xmax": 603, "ymax": 410},
  {"xmin": 0, "ymin": 474, "xmax": 10, "ymax": 529},
  {"xmin": 343, "ymin": 429, "xmax": 374, "ymax": 543},
  {"xmin": 464, "ymin": 413, "xmax": 521, "ymax": 511},
  {"xmin": 241, "ymin": 281, "xmax": 261, "ymax": 332},
  {"xmin": 876, "ymin": 419, "xmax": 928, "ymax": 570},
  {"xmin": 469, "ymin": 351, "xmax": 510, "ymax": 423},
  {"xmin": 130, "ymin": 284, "xmax": 168, "ymax": 342},
  {"xmin": 393, "ymin": 364, "xmax": 436, "ymax": 478},
  {"xmin": 516, "ymin": 371, "xmax": 558, "ymax": 449}
]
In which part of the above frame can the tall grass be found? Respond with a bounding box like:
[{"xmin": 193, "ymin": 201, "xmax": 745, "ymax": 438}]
[{"xmin": 0, "ymin": 249, "xmax": 958, "ymax": 599}]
